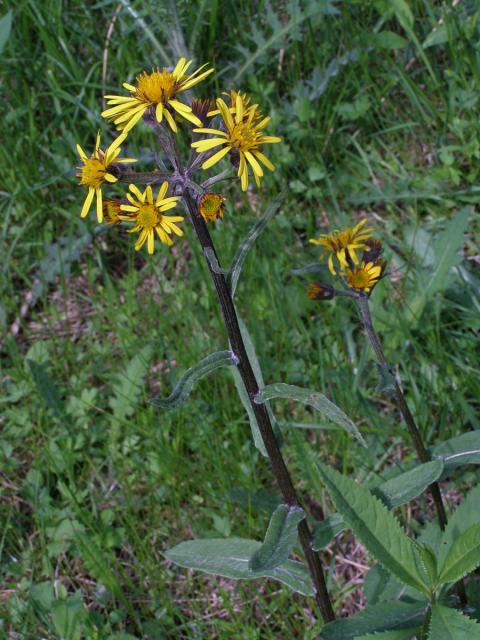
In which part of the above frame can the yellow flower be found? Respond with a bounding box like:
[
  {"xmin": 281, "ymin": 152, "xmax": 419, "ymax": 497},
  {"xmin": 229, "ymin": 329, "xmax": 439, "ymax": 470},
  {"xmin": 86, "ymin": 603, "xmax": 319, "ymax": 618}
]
[
  {"xmin": 119, "ymin": 182, "xmax": 184, "ymax": 255},
  {"xmin": 101, "ymin": 58, "xmax": 214, "ymax": 134},
  {"xmin": 102, "ymin": 199, "xmax": 123, "ymax": 225},
  {"xmin": 191, "ymin": 95, "xmax": 281, "ymax": 191},
  {"xmin": 309, "ymin": 219, "xmax": 373, "ymax": 275},
  {"xmin": 76, "ymin": 132, "xmax": 136, "ymax": 223},
  {"xmin": 207, "ymin": 90, "xmax": 256, "ymax": 118},
  {"xmin": 344, "ymin": 261, "xmax": 384, "ymax": 293},
  {"xmin": 199, "ymin": 193, "xmax": 226, "ymax": 222}
]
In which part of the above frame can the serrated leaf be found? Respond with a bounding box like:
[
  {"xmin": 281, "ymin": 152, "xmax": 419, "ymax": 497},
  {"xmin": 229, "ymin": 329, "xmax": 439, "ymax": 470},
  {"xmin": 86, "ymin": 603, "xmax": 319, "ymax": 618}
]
[
  {"xmin": 372, "ymin": 461, "xmax": 444, "ymax": 509},
  {"xmin": 437, "ymin": 523, "xmax": 480, "ymax": 584},
  {"xmin": 110, "ymin": 345, "xmax": 153, "ymax": 420},
  {"xmin": 418, "ymin": 544, "xmax": 438, "ymax": 588},
  {"xmin": 355, "ymin": 629, "xmax": 419, "ymax": 639},
  {"xmin": 432, "ymin": 431, "xmax": 480, "ymax": 472},
  {"xmin": 255, "ymin": 383, "xmax": 366, "ymax": 447},
  {"xmin": 429, "ymin": 605, "xmax": 480, "ymax": 639},
  {"xmin": 150, "ymin": 350, "xmax": 236, "ymax": 409},
  {"xmin": 316, "ymin": 462, "xmax": 429, "ymax": 594},
  {"xmin": 438, "ymin": 485, "xmax": 480, "ymax": 567},
  {"xmin": 165, "ymin": 538, "xmax": 313, "ymax": 596},
  {"xmin": 249, "ymin": 504, "xmax": 304, "ymax": 571},
  {"xmin": 320, "ymin": 601, "xmax": 427, "ymax": 640},
  {"xmin": 27, "ymin": 359, "xmax": 64, "ymax": 417},
  {"xmin": 312, "ymin": 462, "xmax": 444, "ymax": 551},
  {"xmin": 227, "ymin": 195, "xmax": 283, "ymax": 298}
]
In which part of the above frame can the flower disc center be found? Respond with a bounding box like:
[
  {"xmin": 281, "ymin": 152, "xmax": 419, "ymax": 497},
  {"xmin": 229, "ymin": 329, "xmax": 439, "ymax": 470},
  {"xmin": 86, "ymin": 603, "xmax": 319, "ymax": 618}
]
[
  {"xmin": 79, "ymin": 158, "xmax": 106, "ymax": 188},
  {"xmin": 136, "ymin": 70, "xmax": 177, "ymax": 104},
  {"xmin": 137, "ymin": 203, "xmax": 159, "ymax": 227},
  {"xmin": 231, "ymin": 122, "xmax": 257, "ymax": 149}
]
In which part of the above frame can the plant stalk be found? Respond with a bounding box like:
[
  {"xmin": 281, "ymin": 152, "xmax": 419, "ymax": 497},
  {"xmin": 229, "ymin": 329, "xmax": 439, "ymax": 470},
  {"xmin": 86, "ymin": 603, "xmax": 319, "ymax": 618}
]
[{"xmin": 183, "ymin": 188, "xmax": 336, "ymax": 623}]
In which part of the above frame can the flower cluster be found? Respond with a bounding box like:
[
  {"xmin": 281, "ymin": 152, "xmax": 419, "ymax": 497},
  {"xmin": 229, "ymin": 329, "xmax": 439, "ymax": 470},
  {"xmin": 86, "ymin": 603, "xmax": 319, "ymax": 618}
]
[
  {"xmin": 75, "ymin": 57, "xmax": 281, "ymax": 254},
  {"xmin": 308, "ymin": 221, "xmax": 385, "ymax": 298}
]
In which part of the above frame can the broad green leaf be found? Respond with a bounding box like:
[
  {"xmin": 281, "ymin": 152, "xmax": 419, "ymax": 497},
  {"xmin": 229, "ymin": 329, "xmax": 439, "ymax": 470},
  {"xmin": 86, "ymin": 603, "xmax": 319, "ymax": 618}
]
[
  {"xmin": 151, "ymin": 350, "xmax": 236, "ymax": 409},
  {"xmin": 319, "ymin": 601, "xmax": 426, "ymax": 640},
  {"xmin": 429, "ymin": 605, "xmax": 480, "ymax": 639},
  {"xmin": 355, "ymin": 629, "xmax": 419, "ymax": 639},
  {"xmin": 165, "ymin": 538, "xmax": 313, "ymax": 596},
  {"xmin": 27, "ymin": 359, "xmax": 64, "ymax": 417},
  {"xmin": 312, "ymin": 462, "xmax": 444, "ymax": 550},
  {"xmin": 438, "ymin": 523, "xmax": 480, "ymax": 584},
  {"xmin": 255, "ymin": 383, "xmax": 366, "ymax": 447},
  {"xmin": 418, "ymin": 544, "xmax": 438, "ymax": 588},
  {"xmin": 51, "ymin": 594, "xmax": 85, "ymax": 640},
  {"xmin": 0, "ymin": 10, "xmax": 13, "ymax": 55},
  {"xmin": 372, "ymin": 461, "xmax": 444, "ymax": 509},
  {"xmin": 390, "ymin": 0, "xmax": 414, "ymax": 31},
  {"xmin": 432, "ymin": 431, "xmax": 480, "ymax": 472},
  {"xmin": 371, "ymin": 31, "xmax": 408, "ymax": 49},
  {"xmin": 249, "ymin": 504, "xmax": 304, "ymax": 571},
  {"xmin": 408, "ymin": 207, "xmax": 470, "ymax": 321},
  {"xmin": 423, "ymin": 24, "xmax": 448, "ymax": 49},
  {"xmin": 438, "ymin": 485, "xmax": 480, "ymax": 567},
  {"xmin": 312, "ymin": 513, "xmax": 345, "ymax": 551},
  {"xmin": 316, "ymin": 462, "xmax": 429, "ymax": 594},
  {"xmin": 228, "ymin": 195, "xmax": 283, "ymax": 298}
]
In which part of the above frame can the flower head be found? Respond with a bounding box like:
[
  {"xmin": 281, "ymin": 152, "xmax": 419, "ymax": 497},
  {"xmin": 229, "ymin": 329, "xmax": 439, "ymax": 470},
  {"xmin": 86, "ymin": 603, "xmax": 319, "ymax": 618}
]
[
  {"xmin": 199, "ymin": 193, "xmax": 226, "ymax": 223},
  {"xmin": 344, "ymin": 261, "xmax": 384, "ymax": 293},
  {"xmin": 309, "ymin": 219, "xmax": 373, "ymax": 275},
  {"xmin": 307, "ymin": 282, "xmax": 335, "ymax": 301},
  {"xmin": 191, "ymin": 95, "xmax": 281, "ymax": 191},
  {"xmin": 102, "ymin": 199, "xmax": 123, "ymax": 224},
  {"xmin": 191, "ymin": 98, "xmax": 216, "ymax": 127},
  {"xmin": 76, "ymin": 132, "xmax": 136, "ymax": 223},
  {"xmin": 207, "ymin": 90, "xmax": 256, "ymax": 118},
  {"xmin": 101, "ymin": 58, "xmax": 214, "ymax": 134},
  {"xmin": 119, "ymin": 182, "xmax": 183, "ymax": 254}
]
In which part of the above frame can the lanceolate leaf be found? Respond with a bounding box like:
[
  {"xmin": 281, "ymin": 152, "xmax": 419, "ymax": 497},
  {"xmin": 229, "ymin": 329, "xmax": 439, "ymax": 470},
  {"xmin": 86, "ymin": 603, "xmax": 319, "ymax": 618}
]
[
  {"xmin": 228, "ymin": 195, "xmax": 283, "ymax": 298},
  {"xmin": 437, "ymin": 523, "xmax": 480, "ymax": 584},
  {"xmin": 316, "ymin": 462, "xmax": 429, "ymax": 594},
  {"xmin": 231, "ymin": 367, "xmax": 267, "ymax": 457},
  {"xmin": 165, "ymin": 538, "xmax": 313, "ymax": 596},
  {"xmin": 151, "ymin": 350, "xmax": 237, "ymax": 409},
  {"xmin": 249, "ymin": 504, "xmax": 305, "ymax": 571},
  {"xmin": 438, "ymin": 484, "xmax": 480, "ymax": 567},
  {"xmin": 429, "ymin": 605, "xmax": 480, "ymax": 639},
  {"xmin": 372, "ymin": 461, "xmax": 444, "ymax": 509},
  {"xmin": 28, "ymin": 359, "xmax": 65, "ymax": 417},
  {"xmin": 255, "ymin": 383, "xmax": 366, "ymax": 447},
  {"xmin": 432, "ymin": 431, "xmax": 480, "ymax": 472},
  {"xmin": 312, "ymin": 462, "xmax": 444, "ymax": 551},
  {"xmin": 354, "ymin": 629, "xmax": 419, "ymax": 639},
  {"xmin": 319, "ymin": 601, "xmax": 427, "ymax": 640}
]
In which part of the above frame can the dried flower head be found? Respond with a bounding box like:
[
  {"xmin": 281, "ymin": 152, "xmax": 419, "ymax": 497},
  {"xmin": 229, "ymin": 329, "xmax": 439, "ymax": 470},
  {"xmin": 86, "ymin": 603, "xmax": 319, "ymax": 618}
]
[
  {"xmin": 101, "ymin": 58, "xmax": 214, "ymax": 134},
  {"xmin": 102, "ymin": 199, "xmax": 123, "ymax": 225},
  {"xmin": 309, "ymin": 219, "xmax": 373, "ymax": 275},
  {"xmin": 76, "ymin": 132, "xmax": 136, "ymax": 223},
  {"xmin": 307, "ymin": 282, "xmax": 335, "ymax": 301},
  {"xmin": 191, "ymin": 95, "xmax": 281, "ymax": 191},
  {"xmin": 191, "ymin": 98, "xmax": 216, "ymax": 127},
  {"xmin": 199, "ymin": 193, "xmax": 226, "ymax": 223},
  {"xmin": 119, "ymin": 182, "xmax": 183, "ymax": 254},
  {"xmin": 362, "ymin": 239, "xmax": 383, "ymax": 263},
  {"xmin": 344, "ymin": 260, "xmax": 384, "ymax": 293}
]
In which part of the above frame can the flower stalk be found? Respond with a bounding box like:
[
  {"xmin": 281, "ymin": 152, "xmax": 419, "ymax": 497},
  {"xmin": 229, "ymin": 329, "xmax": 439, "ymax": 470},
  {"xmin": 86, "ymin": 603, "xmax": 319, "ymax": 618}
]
[{"xmin": 182, "ymin": 188, "xmax": 336, "ymax": 624}]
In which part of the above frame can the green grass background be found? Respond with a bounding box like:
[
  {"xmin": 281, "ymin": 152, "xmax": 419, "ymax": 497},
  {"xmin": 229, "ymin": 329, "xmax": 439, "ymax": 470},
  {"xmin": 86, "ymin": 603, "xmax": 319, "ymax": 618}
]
[{"xmin": 1, "ymin": 0, "xmax": 479, "ymax": 638}]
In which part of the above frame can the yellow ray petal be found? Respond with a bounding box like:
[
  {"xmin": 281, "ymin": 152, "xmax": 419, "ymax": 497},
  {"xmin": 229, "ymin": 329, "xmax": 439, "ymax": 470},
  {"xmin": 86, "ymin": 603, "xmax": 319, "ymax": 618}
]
[
  {"xmin": 253, "ymin": 150, "xmax": 275, "ymax": 171},
  {"xmin": 123, "ymin": 82, "xmax": 136, "ymax": 92},
  {"xmin": 157, "ymin": 181, "xmax": 169, "ymax": 203},
  {"xmin": 244, "ymin": 151, "xmax": 263, "ymax": 177},
  {"xmin": 96, "ymin": 188, "xmax": 103, "ymax": 223},
  {"xmin": 80, "ymin": 188, "xmax": 95, "ymax": 218},
  {"xmin": 129, "ymin": 184, "xmax": 145, "ymax": 201},
  {"xmin": 76, "ymin": 144, "xmax": 87, "ymax": 161},
  {"xmin": 156, "ymin": 102, "xmax": 163, "ymax": 123},
  {"xmin": 146, "ymin": 185, "xmax": 153, "ymax": 204},
  {"xmin": 104, "ymin": 173, "xmax": 118, "ymax": 183},
  {"xmin": 202, "ymin": 144, "xmax": 231, "ymax": 170},
  {"xmin": 163, "ymin": 109, "xmax": 178, "ymax": 132},
  {"xmin": 147, "ymin": 230, "xmax": 155, "ymax": 254},
  {"xmin": 191, "ymin": 138, "xmax": 227, "ymax": 151}
]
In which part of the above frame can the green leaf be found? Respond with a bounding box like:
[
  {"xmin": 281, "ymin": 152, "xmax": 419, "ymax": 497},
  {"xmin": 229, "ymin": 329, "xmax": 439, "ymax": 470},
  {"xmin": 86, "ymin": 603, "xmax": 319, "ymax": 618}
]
[
  {"xmin": 165, "ymin": 538, "xmax": 313, "ymax": 596},
  {"xmin": 408, "ymin": 207, "xmax": 470, "ymax": 321},
  {"xmin": 372, "ymin": 461, "xmax": 444, "ymax": 509},
  {"xmin": 423, "ymin": 24, "xmax": 448, "ymax": 49},
  {"xmin": 432, "ymin": 431, "xmax": 480, "ymax": 472},
  {"xmin": 437, "ymin": 484, "xmax": 480, "ymax": 567},
  {"xmin": 249, "ymin": 504, "xmax": 305, "ymax": 571},
  {"xmin": 312, "ymin": 462, "xmax": 444, "ymax": 551},
  {"xmin": 108, "ymin": 345, "xmax": 153, "ymax": 422},
  {"xmin": 0, "ymin": 10, "xmax": 13, "ymax": 55},
  {"xmin": 319, "ymin": 601, "xmax": 427, "ymax": 640},
  {"xmin": 429, "ymin": 605, "xmax": 480, "ymax": 639},
  {"xmin": 371, "ymin": 31, "xmax": 408, "ymax": 49},
  {"xmin": 312, "ymin": 513, "xmax": 345, "ymax": 550},
  {"xmin": 51, "ymin": 594, "xmax": 85, "ymax": 640},
  {"xmin": 418, "ymin": 544, "xmax": 438, "ymax": 588},
  {"xmin": 437, "ymin": 523, "xmax": 480, "ymax": 584},
  {"xmin": 27, "ymin": 359, "xmax": 64, "ymax": 417},
  {"xmin": 390, "ymin": 0, "xmax": 414, "ymax": 31},
  {"xmin": 316, "ymin": 462, "xmax": 429, "ymax": 594},
  {"xmin": 151, "ymin": 350, "xmax": 236, "ymax": 409},
  {"xmin": 355, "ymin": 629, "xmax": 419, "ymax": 640},
  {"xmin": 255, "ymin": 383, "xmax": 366, "ymax": 447},
  {"xmin": 228, "ymin": 195, "xmax": 283, "ymax": 298},
  {"xmin": 231, "ymin": 367, "xmax": 267, "ymax": 457}
]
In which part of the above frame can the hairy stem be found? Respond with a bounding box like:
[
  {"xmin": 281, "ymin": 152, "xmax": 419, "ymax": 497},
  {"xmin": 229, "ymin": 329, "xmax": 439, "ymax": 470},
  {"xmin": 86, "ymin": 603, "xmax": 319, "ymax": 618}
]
[{"xmin": 183, "ymin": 188, "xmax": 336, "ymax": 623}]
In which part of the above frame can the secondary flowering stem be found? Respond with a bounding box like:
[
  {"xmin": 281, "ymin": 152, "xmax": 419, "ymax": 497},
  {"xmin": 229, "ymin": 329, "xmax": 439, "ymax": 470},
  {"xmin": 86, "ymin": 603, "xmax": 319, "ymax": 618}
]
[{"xmin": 183, "ymin": 188, "xmax": 336, "ymax": 624}]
